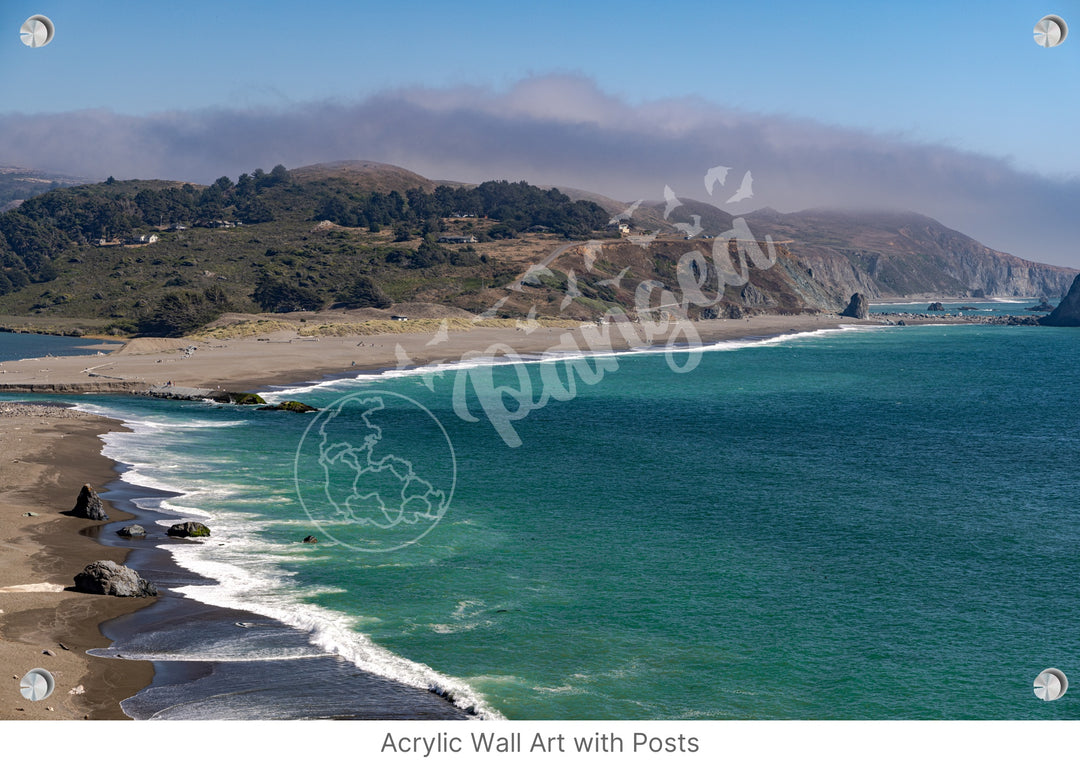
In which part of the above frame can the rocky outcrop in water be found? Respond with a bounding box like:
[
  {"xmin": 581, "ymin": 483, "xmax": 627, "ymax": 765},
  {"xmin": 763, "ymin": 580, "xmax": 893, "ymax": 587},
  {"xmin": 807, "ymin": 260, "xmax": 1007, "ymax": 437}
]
[
  {"xmin": 116, "ymin": 524, "xmax": 146, "ymax": 538},
  {"xmin": 74, "ymin": 560, "xmax": 157, "ymax": 597},
  {"xmin": 167, "ymin": 521, "xmax": 210, "ymax": 538},
  {"xmin": 1040, "ymin": 275, "xmax": 1080, "ymax": 327},
  {"xmin": 927, "ymin": 302, "xmax": 945, "ymax": 311},
  {"xmin": 258, "ymin": 401, "xmax": 318, "ymax": 413},
  {"xmin": 70, "ymin": 484, "xmax": 108, "ymax": 521},
  {"xmin": 840, "ymin": 293, "xmax": 868, "ymax": 319}
]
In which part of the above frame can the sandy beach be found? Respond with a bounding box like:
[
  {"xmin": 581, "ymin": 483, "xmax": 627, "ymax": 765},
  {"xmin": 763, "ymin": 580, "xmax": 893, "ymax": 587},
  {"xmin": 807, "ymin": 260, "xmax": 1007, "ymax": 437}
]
[
  {"xmin": 0, "ymin": 402, "xmax": 154, "ymax": 720},
  {"xmin": 0, "ymin": 313, "xmax": 873, "ymax": 395}
]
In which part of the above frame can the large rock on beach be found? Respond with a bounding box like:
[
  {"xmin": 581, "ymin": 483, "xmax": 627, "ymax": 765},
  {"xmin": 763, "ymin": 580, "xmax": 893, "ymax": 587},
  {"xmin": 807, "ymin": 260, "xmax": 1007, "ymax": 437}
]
[
  {"xmin": 74, "ymin": 560, "xmax": 157, "ymax": 597},
  {"xmin": 70, "ymin": 484, "xmax": 108, "ymax": 521},
  {"xmin": 167, "ymin": 521, "xmax": 210, "ymax": 538},
  {"xmin": 840, "ymin": 293, "xmax": 869, "ymax": 319},
  {"xmin": 1040, "ymin": 274, "xmax": 1080, "ymax": 326},
  {"xmin": 117, "ymin": 524, "xmax": 146, "ymax": 538}
]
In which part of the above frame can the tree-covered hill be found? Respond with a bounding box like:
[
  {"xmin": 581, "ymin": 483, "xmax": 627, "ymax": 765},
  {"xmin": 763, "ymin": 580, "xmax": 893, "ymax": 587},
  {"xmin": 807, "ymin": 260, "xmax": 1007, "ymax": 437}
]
[{"xmin": 0, "ymin": 163, "xmax": 611, "ymax": 335}]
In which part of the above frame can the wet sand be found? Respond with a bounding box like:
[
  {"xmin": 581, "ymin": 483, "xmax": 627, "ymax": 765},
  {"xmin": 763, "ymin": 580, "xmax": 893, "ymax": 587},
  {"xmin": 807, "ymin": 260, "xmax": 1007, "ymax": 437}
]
[{"xmin": 0, "ymin": 402, "xmax": 154, "ymax": 720}]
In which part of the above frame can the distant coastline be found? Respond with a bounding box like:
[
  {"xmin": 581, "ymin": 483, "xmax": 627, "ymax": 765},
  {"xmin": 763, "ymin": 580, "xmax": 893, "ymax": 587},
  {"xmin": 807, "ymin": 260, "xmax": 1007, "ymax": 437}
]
[{"xmin": 0, "ymin": 309, "xmax": 1047, "ymax": 401}]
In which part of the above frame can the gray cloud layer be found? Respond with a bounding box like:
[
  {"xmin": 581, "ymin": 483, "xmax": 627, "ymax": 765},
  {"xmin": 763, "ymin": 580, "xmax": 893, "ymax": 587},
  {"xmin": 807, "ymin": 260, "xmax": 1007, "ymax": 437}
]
[{"xmin": 2, "ymin": 75, "xmax": 1077, "ymax": 267}]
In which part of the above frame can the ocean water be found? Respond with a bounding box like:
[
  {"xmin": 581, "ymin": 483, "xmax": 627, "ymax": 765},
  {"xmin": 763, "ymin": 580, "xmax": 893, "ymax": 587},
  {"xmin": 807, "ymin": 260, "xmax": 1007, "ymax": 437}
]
[{"xmin": 6, "ymin": 322, "xmax": 1080, "ymax": 719}]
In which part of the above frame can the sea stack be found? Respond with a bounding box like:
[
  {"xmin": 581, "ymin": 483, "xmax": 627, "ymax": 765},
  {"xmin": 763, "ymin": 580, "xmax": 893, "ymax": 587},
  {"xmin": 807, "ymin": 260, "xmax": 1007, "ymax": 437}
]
[
  {"xmin": 71, "ymin": 483, "xmax": 108, "ymax": 521},
  {"xmin": 840, "ymin": 293, "xmax": 869, "ymax": 319},
  {"xmin": 1040, "ymin": 274, "xmax": 1080, "ymax": 326}
]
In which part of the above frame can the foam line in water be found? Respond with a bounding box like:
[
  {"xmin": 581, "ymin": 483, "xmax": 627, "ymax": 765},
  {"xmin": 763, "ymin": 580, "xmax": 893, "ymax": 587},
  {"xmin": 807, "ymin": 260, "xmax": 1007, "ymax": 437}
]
[
  {"xmin": 69, "ymin": 399, "xmax": 502, "ymax": 718},
  {"xmin": 263, "ymin": 324, "xmax": 875, "ymax": 401}
]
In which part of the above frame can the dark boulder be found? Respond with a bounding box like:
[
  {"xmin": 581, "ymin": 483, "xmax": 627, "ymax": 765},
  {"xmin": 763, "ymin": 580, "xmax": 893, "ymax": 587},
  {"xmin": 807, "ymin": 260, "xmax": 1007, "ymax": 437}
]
[
  {"xmin": 840, "ymin": 293, "xmax": 869, "ymax": 319},
  {"xmin": 70, "ymin": 484, "xmax": 108, "ymax": 521},
  {"xmin": 117, "ymin": 524, "xmax": 146, "ymax": 538},
  {"xmin": 1040, "ymin": 275, "xmax": 1080, "ymax": 326},
  {"xmin": 927, "ymin": 302, "xmax": 946, "ymax": 312},
  {"xmin": 302, "ymin": 535, "xmax": 318, "ymax": 543},
  {"xmin": 74, "ymin": 560, "xmax": 157, "ymax": 597},
  {"xmin": 167, "ymin": 521, "xmax": 211, "ymax": 538}
]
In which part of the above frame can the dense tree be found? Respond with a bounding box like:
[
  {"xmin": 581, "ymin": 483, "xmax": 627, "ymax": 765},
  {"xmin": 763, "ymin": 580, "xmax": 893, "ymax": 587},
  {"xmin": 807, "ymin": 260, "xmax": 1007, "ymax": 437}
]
[
  {"xmin": 138, "ymin": 288, "xmax": 232, "ymax": 337},
  {"xmin": 253, "ymin": 275, "xmax": 324, "ymax": 313},
  {"xmin": 336, "ymin": 276, "xmax": 391, "ymax": 309}
]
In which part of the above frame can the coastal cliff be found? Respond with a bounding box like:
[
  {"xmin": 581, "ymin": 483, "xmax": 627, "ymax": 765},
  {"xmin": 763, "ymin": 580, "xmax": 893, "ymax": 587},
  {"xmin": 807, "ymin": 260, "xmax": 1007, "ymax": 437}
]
[{"xmin": 742, "ymin": 209, "xmax": 1075, "ymax": 301}]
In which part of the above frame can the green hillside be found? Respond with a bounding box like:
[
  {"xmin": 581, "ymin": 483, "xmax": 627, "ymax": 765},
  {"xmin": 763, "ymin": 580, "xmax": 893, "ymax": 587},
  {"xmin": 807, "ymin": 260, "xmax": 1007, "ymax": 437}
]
[{"xmin": 0, "ymin": 164, "xmax": 611, "ymax": 335}]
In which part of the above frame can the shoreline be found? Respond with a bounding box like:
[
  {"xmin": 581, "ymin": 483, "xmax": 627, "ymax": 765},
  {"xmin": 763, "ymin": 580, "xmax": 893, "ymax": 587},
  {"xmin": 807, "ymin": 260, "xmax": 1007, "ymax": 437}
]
[
  {"xmin": 0, "ymin": 401, "xmax": 474, "ymax": 721},
  {"xmin": 0, "ymin": 313, "xmax": 883, "ymax": 395},
  {"xmin": 87, "ymin": 476, "xmax": 471, "ymax": 720},
  {"xmin": 0, "ymin": 310, "xmax": 1048, "ymax": 399},
  {"xmin": 0, "ymin": 402, "xmax": 154, "ymax": 720}
]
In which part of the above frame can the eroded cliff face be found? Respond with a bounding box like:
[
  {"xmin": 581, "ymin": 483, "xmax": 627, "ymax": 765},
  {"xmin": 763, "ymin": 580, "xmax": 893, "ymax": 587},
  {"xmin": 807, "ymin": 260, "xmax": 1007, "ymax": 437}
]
[
  {"xmin": 518, "ymin": 237, "xmax": 847, "ymax": 320},
  {"xmin": 479, "ymin": 208, "xmax": 1074, "ymax": 321},
  {"xmin": 743, "ymin": 209, "xmax": 1076, "ymax": 300}
]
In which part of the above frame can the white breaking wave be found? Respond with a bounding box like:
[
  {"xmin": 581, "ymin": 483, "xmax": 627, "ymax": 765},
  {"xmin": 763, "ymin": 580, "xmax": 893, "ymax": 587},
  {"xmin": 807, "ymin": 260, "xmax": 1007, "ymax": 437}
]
[
  {"xmin": 165, "ymin": 550, "xmax": 500, "ymax": 718},
  {"xmin": 262, "ymin": 323, "xmax": 873, "ymax": 401},
  {"xmin": 70, "ymin": 398, "xmax": 503, "ymax": 719}
]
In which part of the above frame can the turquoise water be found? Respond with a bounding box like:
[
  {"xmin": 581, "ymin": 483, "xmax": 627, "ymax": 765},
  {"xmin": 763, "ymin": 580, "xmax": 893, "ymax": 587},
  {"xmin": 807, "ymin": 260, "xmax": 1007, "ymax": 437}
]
[{"xmin": 8, "ymin": 323, "xmax": 1080, "ymax": 719}]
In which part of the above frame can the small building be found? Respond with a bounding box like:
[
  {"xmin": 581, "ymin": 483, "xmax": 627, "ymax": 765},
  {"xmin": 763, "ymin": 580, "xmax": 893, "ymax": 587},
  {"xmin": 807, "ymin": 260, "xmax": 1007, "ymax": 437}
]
[
  {"xmin": 391, "ymin": 315, "xmax": 409, "ymax": 321},
  {"xmin": 437, "ymin": 234, "xmax": 477, "ymax": 244}
]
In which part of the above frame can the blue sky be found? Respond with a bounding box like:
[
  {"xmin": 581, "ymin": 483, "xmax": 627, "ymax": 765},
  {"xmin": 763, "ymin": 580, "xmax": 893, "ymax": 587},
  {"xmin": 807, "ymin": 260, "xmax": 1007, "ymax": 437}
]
[{"xmin": 1, "ymin": 1, "xmax": 1078, "ymax": 264}]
